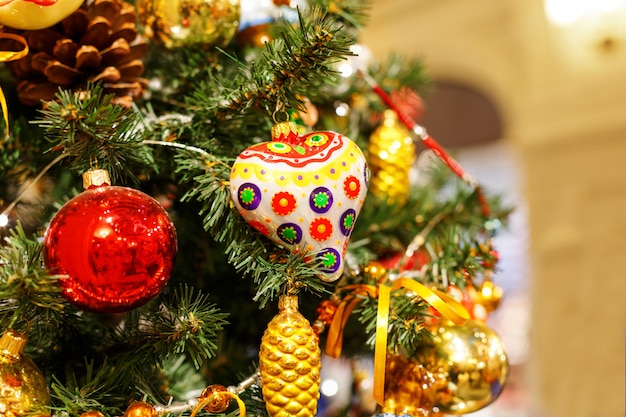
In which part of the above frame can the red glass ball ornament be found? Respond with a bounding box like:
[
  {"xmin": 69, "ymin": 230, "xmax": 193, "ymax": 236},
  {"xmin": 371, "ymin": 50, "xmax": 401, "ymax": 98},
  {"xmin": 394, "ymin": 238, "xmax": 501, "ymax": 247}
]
[{"xmin": 43, "ymin": 185, "xmax": 177, "ymax": 314}]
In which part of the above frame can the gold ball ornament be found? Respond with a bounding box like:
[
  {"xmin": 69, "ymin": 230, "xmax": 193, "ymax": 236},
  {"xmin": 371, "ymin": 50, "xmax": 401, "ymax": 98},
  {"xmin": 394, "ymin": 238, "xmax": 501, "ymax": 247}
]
[
  {"xmin": 379, "ymin": 353, "xmax": 443, "ymax": 417},
  {"xmin": 314, "ymin": 299, "xmax": 338, "ymax": 328},
  {"xmin": 199, "ymin": 384, "xmax": 231, "ymax": 413},
  {"xmin": 415, "ymin": 319, "xmax": 509, "ymax": 414},
  {"xmin": 80, "ymin": 411, "xmax": 106, "ymax": 417},
  {"xmin": 123, "ymin": 402, "xmax": 157, "ymax": 417},
  {"xmin": 235, "ymin": 22, "xmax": 271, "ymax": 47},
  {"xmin": 0, "ymin": 330, "xmax": 51, "ymax": 417},
  {"xmin": 137, "ymin": 0, "xmax": 240, "ymax": 49},
  {"xmin": 0, "ymin": 0, "xmax": 83, "ymax": 30},
  {"xmin": 475, "ymin": 280, "xmax": 504, "ymax": 313},
  {"xmin": 363, "ymin": 261, "xmax": 387, "ymax": 283}
]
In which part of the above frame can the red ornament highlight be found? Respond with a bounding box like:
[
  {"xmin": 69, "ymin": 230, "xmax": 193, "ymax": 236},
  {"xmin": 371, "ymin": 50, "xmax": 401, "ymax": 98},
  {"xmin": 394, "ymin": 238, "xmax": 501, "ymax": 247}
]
[{"xmin": 43, "ymin": 185, "xmax": 177, "ymax": 314}]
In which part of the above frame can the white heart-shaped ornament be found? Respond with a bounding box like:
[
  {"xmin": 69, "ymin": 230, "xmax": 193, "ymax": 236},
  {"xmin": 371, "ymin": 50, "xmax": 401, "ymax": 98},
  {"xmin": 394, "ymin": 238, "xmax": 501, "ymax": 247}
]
[{"xmin": 230, "ymin": 122, "xmax": 369, "ymax": 281}]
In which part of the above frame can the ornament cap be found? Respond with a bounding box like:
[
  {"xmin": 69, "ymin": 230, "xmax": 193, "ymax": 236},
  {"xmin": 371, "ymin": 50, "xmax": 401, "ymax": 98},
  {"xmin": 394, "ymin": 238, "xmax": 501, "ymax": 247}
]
[
  {"xmin": 0, "ymin": 329, "xmax": 27, "ymax": 361},
  {"xmin": 82, "ymin": 169, "xmax": 111, "ymax": 189},
  {"xmin": 271, "ymin": 121, "xmax": 299, "ymax": 143},
  {"xmin": 382, "ymin": 109, "xmax": 398, "ymax": 123},
  {"xmin": 278, "ymin": 294, "xmax": 298, "ymax": 312}
]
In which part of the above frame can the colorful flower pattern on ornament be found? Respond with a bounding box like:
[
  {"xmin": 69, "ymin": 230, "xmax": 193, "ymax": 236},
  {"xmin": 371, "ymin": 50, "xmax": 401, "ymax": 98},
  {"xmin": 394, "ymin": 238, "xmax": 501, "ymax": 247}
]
[{"xmin": 230, "ymin": 125, "xmax": 368, "ymax": 281}]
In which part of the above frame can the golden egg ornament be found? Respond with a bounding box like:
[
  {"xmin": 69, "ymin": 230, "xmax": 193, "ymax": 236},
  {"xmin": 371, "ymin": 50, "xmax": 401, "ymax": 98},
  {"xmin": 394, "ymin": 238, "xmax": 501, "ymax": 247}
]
[
  {"xmin": 0, "ymin": 330, "xmax": 51, "ymax": 417},
  {"xmin": 415, "ymin": 319, "xmax": 509, "ymax": 415},
  {"xmin": 363, "ymin": 261, "xmax": 387, "ymax": 282},
  {"xmin": 138, "ymin": 0, "xmax": 241, "ymax": 49}
]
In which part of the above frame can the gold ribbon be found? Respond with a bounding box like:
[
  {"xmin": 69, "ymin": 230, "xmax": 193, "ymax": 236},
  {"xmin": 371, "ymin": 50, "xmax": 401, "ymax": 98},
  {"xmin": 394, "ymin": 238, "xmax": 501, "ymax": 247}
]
[
  {"xmin": 324, "ymin": 278, "xmax": 470, "ymax": 406},
  {"xmin": 190, "ymin": 390, "xmax": 246, "ymax": 417},
  {"xmin": 0, "ymin": 33, "xmax": 29, "ymax": 139},
  {"xmin": 325, "ymin": 285, "xmax": 378, "ymax": 359},
  {"xmin": 373, "ymin": 277, "xmax": 469, "ymax": 405}
]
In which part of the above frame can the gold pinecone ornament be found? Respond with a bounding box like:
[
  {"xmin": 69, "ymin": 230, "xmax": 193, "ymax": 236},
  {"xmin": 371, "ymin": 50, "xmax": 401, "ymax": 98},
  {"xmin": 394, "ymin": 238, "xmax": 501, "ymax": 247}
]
[
  {"xmin": 259, "ymin": 295, "xmax": 321, "ymax": 417},
  {"xmin": 0, "ymin": 0, "xmax": 149, "ymax": 107},
  {"xmin": 368, "ymin": 109, "xmax": 416, "ymax": 204}
]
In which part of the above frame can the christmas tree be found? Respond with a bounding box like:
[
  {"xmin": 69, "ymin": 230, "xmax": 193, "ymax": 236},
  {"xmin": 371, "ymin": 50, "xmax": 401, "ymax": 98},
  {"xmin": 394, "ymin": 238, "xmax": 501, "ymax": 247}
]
[{"xmin": 0, "ymin": 1, "xmax": 512, "ymax": 416}]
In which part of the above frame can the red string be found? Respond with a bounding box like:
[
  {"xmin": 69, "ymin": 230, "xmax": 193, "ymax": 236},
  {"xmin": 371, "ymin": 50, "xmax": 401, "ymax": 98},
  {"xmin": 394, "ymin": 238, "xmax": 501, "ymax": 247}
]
[{"xmin": 364, "ymin": 72, "xmax": 491, "ymax": 217}]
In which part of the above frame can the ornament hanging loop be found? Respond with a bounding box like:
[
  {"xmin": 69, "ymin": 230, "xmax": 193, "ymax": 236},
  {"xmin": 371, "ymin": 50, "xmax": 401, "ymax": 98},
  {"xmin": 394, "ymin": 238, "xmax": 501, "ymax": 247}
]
[
  {"xmin": 89, "ymin": 155, "xmax": 99, "ymax": 170},
  {"xmin": 271, "ymin": 102, "xmax": 290, "ymax": 124},
  {"xmin": 284, "ymin": 277, "xmax": 300, "ymax": 296}
]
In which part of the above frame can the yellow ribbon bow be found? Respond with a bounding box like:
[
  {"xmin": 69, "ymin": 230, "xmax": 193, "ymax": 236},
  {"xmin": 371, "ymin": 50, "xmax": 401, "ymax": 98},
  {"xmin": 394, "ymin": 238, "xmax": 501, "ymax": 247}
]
[
  {"xmin": 325, "ymin": 284, "xmax": 379, "ymax": 359},
  {"xmin": 325, "ymin": 277, "xmax": 470, "ymax": 406},
  {"xmin": 0, "ymin": 33, "xmax": 29, "ymax": 139}
]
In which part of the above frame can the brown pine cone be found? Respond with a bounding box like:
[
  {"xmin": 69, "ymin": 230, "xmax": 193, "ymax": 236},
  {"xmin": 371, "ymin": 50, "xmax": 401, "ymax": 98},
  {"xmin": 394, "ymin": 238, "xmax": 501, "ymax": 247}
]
[{"xmin": 0, "ymin": 0, "xmax": 149, "ymax": 107}]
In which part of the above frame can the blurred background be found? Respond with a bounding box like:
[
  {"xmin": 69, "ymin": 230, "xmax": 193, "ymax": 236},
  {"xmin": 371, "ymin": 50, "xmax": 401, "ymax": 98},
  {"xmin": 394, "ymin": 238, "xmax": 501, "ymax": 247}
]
[{"xmin": 354, "ymin": 1, "xmax": 626, "ymax": 416}]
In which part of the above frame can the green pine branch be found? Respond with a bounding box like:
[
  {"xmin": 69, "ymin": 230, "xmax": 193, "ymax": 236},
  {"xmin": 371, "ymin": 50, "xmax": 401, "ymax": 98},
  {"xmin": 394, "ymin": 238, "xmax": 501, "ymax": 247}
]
[
  {"xmin": 114, "ymin": 285, "xmax": 229, "ymax": 370},
  {"xmin": 0, "ymin": 223, "xmax": 66, "ymax": 330},
  {"xmin": 186, "ymin": 5, "xmax": 355, "ymax": 136},
  {"xmin": 35, "ymin": 84, "xmax": 155, "ymax": 185},
  {"xmin": 356, "ymin": 291, "xmax": 432, "ymax": 357},
  {"xmin": 45, "ymin": 286, "xmax": 229, "ymax": 415},
  {"xmin": 309, "ymin": 0, "xmax": 371, "ymax": 29},
  {"xmin": 49, "ymin": 359, "xmax": 132, "ymax": 417}
]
